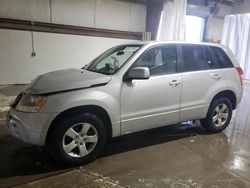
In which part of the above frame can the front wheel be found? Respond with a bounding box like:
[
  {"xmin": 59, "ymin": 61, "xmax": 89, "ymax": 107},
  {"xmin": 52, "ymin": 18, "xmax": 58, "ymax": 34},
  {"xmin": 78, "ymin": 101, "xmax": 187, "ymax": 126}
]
[
  {"xmin": 200, "ymin": 97, "xmax": 233, "ymax": 133},
  {"xmin": 48, "ymin": 113, "xmax": 107, "ymax": 166}
]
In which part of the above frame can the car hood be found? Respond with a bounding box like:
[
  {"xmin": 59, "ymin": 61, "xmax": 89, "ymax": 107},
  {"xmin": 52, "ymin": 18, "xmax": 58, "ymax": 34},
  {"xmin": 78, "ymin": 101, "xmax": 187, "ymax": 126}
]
[{"xmin": 25, "ymin": 68, "xmax": 111, "ymax": 95}]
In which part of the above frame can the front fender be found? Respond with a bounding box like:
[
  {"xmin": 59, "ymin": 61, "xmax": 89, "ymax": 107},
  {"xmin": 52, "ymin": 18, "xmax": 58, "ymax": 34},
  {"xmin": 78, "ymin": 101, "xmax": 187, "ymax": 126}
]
[{"xmin": 40, "ymin": 87, "xmax": 120, "ymax": 124}]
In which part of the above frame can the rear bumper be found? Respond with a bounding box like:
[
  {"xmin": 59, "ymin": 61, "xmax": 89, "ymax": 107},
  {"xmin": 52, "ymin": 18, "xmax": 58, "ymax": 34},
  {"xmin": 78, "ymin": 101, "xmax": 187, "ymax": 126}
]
[{"xmin": 5, "ymin": 108, "xmax": 58, "ymax": 146}]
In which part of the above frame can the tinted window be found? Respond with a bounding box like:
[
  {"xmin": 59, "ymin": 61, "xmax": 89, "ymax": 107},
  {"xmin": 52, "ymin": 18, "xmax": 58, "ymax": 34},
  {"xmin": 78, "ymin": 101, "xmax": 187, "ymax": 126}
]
[
  {"xmin": 210, "ymin": 46, "xmax": 234, "ymax": 68},
  {"xmin": 133, "ymin": 45, "xmax": 177, "ymax": 76},
  {"xmin": 203, "ymin": 46, "xmax": 220, "ymax": 69},
  {"xmin": 182, "ymin": 45, "xmax": 206, "ymax": 72}
]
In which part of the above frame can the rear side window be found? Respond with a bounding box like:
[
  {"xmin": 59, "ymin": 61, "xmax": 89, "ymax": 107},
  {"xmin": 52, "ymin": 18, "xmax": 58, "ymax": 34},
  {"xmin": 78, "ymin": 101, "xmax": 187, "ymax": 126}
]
[
  {"xmin": 210, "ymin": 46, "xmax": 234, "ymax": 68},
  {"xmin": 181, "ymin": 45, "xmax": 206, "ymax": 72}
]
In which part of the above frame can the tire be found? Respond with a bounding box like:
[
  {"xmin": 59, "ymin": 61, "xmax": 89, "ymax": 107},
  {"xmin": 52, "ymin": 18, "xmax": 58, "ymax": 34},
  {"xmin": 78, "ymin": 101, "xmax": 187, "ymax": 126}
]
[
  {"xmin": 200, "ymin": 97, "xmax": 233, "ymax": 133},
  {"xmin": 47, "ymin": 113, "xmax": 107, "ymax": 166}
]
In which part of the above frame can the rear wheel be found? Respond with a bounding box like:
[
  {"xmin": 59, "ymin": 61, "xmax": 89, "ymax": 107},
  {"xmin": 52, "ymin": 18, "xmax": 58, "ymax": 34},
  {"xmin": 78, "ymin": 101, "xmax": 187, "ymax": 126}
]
[
  {"xmin": 200, "ymin": 97, "xmax": 232, "ymax": 133},
  {"xmin": 48, "ymin": 113, "xmax": 107, "ymax": 166}
]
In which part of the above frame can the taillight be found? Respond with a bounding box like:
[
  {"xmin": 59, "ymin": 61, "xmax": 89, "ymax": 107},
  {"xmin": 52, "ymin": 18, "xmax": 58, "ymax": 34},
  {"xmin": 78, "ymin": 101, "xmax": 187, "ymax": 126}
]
[{"xmin": 236, "ymin": 67, "xmax": 244, "ymax": 86}]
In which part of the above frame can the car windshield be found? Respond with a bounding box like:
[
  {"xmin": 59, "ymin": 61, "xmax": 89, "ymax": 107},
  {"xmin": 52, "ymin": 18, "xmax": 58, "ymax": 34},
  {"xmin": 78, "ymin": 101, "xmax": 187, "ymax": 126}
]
[{"xmin": 86, "ymin": 45, "xmax": 142, "ymax": 75}]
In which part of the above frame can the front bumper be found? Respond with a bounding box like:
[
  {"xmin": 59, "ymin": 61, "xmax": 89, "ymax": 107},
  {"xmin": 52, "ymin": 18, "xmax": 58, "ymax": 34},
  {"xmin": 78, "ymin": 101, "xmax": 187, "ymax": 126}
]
[{"xmin": 5, "ymin": 108, "xmax": 58, "ymax": 146}]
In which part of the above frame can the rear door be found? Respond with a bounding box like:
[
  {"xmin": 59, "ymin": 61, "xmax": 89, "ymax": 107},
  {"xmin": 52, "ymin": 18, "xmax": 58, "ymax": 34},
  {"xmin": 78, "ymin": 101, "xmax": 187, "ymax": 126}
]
[{"xmin": 179, "ymin": 45, "xmax": 227, "ymax": 121}]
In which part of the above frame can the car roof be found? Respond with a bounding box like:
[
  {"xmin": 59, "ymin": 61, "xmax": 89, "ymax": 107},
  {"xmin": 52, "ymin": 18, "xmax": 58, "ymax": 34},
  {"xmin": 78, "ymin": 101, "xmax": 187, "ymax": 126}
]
[{"xmin": 124, "ymin": 41, "xmax": 226, "ymax": 48}]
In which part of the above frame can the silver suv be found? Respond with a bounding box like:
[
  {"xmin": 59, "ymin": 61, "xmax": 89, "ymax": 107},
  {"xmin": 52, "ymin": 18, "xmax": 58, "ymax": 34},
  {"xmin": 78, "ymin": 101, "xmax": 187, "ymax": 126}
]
[{"xmin": 6, "ymin": 42, "xmax": 243, "ymax": 165}]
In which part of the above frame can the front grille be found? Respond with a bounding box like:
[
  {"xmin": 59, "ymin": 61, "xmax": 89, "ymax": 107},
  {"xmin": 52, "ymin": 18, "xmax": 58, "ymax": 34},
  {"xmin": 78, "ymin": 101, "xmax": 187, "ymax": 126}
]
[{"xmin": 11, "ymin": 93, "xmax": 22, "ymax": 109}]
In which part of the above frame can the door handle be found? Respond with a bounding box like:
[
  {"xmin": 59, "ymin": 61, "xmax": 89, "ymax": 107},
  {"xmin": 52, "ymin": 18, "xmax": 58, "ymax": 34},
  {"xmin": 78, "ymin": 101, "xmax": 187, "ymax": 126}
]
[
  {"xmin": 169, "ymin": 80, "xmax": 180, "ymax": 87},
  {"xmin": 211, "ymin": 74, "xmax": 222, "ymax": 80}
]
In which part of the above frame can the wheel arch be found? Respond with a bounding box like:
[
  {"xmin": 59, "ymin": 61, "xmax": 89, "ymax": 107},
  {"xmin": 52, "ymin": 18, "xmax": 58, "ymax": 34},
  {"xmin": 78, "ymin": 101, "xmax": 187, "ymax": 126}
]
[
  {"xmin": 210, "ymin": 90, "xmax": 237, "ymax": 109},
  {"xmin": 45, "ymin": 105, "xmax": 113, "ymax": 144}
]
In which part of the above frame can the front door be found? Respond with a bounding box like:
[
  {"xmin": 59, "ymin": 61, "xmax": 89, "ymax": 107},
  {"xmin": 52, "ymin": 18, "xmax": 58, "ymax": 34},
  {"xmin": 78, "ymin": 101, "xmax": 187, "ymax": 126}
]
[{"xmin": 120, "ymin": 45, "xmax": 182, "ymax": 134}]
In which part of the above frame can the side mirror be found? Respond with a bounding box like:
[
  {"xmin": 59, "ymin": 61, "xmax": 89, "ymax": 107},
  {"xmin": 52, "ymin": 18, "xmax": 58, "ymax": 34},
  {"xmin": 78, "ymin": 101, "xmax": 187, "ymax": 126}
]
[{"xmin": 126, "ymin": 67, "xmax": 150, "ymax": 80}]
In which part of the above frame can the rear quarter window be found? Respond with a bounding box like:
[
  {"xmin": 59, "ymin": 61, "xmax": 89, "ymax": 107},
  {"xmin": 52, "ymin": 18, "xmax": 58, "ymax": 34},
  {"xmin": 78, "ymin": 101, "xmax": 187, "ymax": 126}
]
[
  {"xmin": 203, "ymin": 46, "xmax": 219, "ymax": 69},
  {"xmin": 210, "ymin": 46, "xmax": 234, "ymax": 68}
]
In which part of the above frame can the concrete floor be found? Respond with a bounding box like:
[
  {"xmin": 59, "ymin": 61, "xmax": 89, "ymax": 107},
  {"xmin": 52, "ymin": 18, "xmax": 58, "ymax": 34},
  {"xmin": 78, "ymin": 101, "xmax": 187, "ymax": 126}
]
[{"xmin": 0, "ymin": 84, "xmax": 250, "ymax": 188}]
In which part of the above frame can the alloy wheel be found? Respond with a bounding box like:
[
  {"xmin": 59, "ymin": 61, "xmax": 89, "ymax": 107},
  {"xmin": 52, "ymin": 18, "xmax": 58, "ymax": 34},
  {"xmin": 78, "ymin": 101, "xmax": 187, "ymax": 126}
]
[
  {"xmin": 212, "ymin": 103, "xmax": 229, "ymax": 128},
  {"xmin": 62, "ymin": 123, "xmax": 98, "ymax": 157}
]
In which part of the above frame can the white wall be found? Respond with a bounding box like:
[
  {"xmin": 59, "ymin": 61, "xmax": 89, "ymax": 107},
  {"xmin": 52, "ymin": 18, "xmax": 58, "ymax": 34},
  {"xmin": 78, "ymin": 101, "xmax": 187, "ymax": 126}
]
[
  {"xmin": 0, "ymin": 0, "xmax": 146, "ymax": 32},
  {"xmin": 0, "ymin": 0, "xmax": 51, "ymax": 22},
  {"xmin": 0, "ymin": 0, "xmax": 146, "ymax": 84},
  {"xmin": 216, "ymin": 4, "xmax": 233, "ymax": 17},
  {"xmin": 207, "ymin": 18, "xmax": 224, "ymax": 41},
  {"xmin": 0, "ymin": 29, "xmax": 138, "ymax": 84}
]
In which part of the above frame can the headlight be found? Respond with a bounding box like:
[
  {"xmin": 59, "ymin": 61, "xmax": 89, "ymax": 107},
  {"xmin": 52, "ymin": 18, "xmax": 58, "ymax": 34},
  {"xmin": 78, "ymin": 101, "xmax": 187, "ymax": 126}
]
[{"xmin": 16, "ymin": 95, "xmax": 47, "ymax": 113}]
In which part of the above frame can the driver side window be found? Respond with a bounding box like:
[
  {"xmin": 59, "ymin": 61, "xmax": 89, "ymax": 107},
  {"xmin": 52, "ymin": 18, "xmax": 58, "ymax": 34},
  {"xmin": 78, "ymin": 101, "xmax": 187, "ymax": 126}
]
[{"xmin": 133, "ymin": 45, "xmax": 177, "ymax": 76}]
